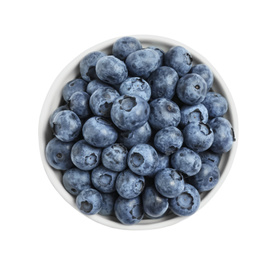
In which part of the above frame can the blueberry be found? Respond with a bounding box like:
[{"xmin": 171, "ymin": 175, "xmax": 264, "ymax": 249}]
[
  {"xmin": 171, "ymin": 147, "xmax": 202, "ymax": 176},
  {"xmin": 176, "ymin": 74, "xmax": 207, "ymax": 105},
  {"xmin": 147, "ymin": 153, "xmax": 170, "ymax": 178},
  {"xmin": 149, "ymin": 98, "xmax": 181, "ymax": 130},
  {"xmin": 154, "ymin": 126, "xmax": 183, "ymax": 155},
  {"xmin": 165, "ymin": 46, "xmax": 193, "ymax": 76},
  {"xmin": 146, "ymin": 46, "xmax": 165, "ymax": 67},
  {"xmin": 62, "ymin": 168, "xmax": 91, "ymax": 196},
  {"xmin": 180, "ymin": 104, "xmax": 209, "ymax": 127},
  {"xmin": 202, "ymin": 92, "xmax": 228, "ymax": 118},
  {"xmin": 169, "ymin": 183, "xmax": 200, "ymax": 216},
  {"xmin": 68, "ymin": 91, "xmax": 91, "ymax": 119},
  {"xmin": 114, "ymin": 196, "xmax": 144, "ymax": 225},
  {"xmin": 198, "ymin": 150, "xmax": 221, "ymax": 166},
  {"xmin": 80, "ymin": 51, "xmax": 106, "ymax": 82},
  {"xmin": 187, "ymin": 163, "xmax": 220, "ymax": 192},
  {"xmin": 128, "ymin": 144, "xmax": 159, "ymax": 176},
  {"xmin": 119, "ymin": 77, "xmax": 151, "ymax": 101},
  {"xmin": 96, "ymin": 55, "xmax": 128, "ymax": 85},
  {"xmin": 82, "ymin": 117, "xmax": 118, "ymax": 148},
  {"xmin": 49, "ymin": 104, "xmax": 69, "ymax": 129},
  {"xmin": 62, "ymin": 79, "xmax": 88, "ymax": 102},
  {"xmin": 190, "ymin": 64, "xmax": 214, "ymax": 91},
  {"xmin": 46, "ymin": 137, "xmax": 74, "ymax": 170},
  {"xmin": 154, "ymin": 168, "xmax": 185, "ymax": 198},
  {"xmin": 71, "ymin": 140, "xmax": 101, "ymax": 171},
  {"xmin": 102, "ymin": 143, "xmax": 128, "ymax": 172},
  {"xmin": 99, "ymin": 192, "xmax": 118, "ymax": 216},
  {"xmin": 125, "ymin": 49, "xmax": 160, "ymax": 78},
  {"xmin": 89, "ymin": 87, "xmax": 120, "ymax": 117},
  {"xmin": 209, "ymin": 117, "xmax": 235, "ymax": 153},
  {"xmin": 91, "ymin": 165, "xmax": 118, "ymax": 193},
  {"xmin": 147, "ymin": 66, "xmax": 179, "ymax": 99},
  {"xmin": 76, "ymin": 188, "xmax": 103, "ymax": 215},
  {"xmin": 52, "ymin": 110, "xmax": 82, "ymax": 142},
  {"xmin": 112, "ymin": 36, "xmax": 142, "ymax": 60},
  {"xmin": 142, "ymin": 186, "xmax": 168, "ymax": 218},
  {"xmin": 110, "ymin": 94, "xmax": 150, "ymax": 131},
  {"xmin": 86, "ymin": 79, "xmax": 111, "ymax": 95},
  {"xmin": 115, "ymin": 169, "xmax": 145, "ymax": 199},
  {"xmin": 183, "ymin": 122, "xmax": 214, "ymax": 152},
  {"xmin": 118, "ymin": 122, "xmax": 152, "ymax": 149}
]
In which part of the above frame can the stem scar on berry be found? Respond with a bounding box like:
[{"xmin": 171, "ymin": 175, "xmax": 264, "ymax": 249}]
[{"xmin": 56, "ymin": 153, "xmax": 62, "ymax": 158}]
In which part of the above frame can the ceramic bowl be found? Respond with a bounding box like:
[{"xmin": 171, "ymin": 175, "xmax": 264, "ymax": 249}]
[{"xmin": 39, "ymin": 35, "xmax": 238, "ymax": 230}]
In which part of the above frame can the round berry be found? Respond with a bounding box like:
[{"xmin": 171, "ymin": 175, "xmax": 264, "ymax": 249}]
[
  {"xmin": 169, "ymin": 184, "xmax": 200, "ymax": 216},
  {"xmin": 176, "ymin": 74, "xmax": 207, "ymax": 105},
  {"xmin": 89, "ymin": 87, "xmax": 120, "ymax": 117},
  {"xmin": 69, "ymin": 91, "xmax": 91, "ymax": 118},
  {"xmin": 91, "ymin": 165, "xmax": 118, "ymax": 193},
  {"xmin": 82, "ymin": 117, "xmax": 118, "ymax": 148},
  {"xmin": 126, "ymin": 49, "xmax": 160, "ymax": 78},
  {"xmin": 111, "ymin": 94, "xmax": 150, "ymax": 131},
  {"xmin": 142, "ymin": 186, "xmax": 168, "ymax": 218},
  {"xmin": 154, "ymin": 168, "xmax": 185, "ymax": 198},
  {"xmin": 171, "ymin": 147, "xmax": 202, "ymax": 176},
  {"xmin": 183, "ymin": 122, "xmax": 214, "ymax": 152},
  {"xmin": 76, "ymin": 188, "xmax": 103, "ymax": 215},
  {"xmin": 114, "ymin": 196, "xmax": 144, "ymax": 225},
  {"xmin": 46, "ymin": 137, "xmax": 74, "ymax": 170},
  {"xmin": 154, "ymin": 126, "xmax": 183, "ymax": 155},
  {"xmin": 102, "ymin": 143, "xmax": 128, "ymax": 172},
  {"xmin": 187, "ymin": 163, "xmax": 220, "ymax": 192},
  {"xmin": 80, "ymin": 51, "xmax": 106, "ymax": 82},
  {"xmin": 148, "ymin": 66, "xmax": 179, "ymax": 100},
  {"xmin": 96, "ymin": 55, "xmax": 128, "ymax": 85},
  {"xmin": 165, "ymin": 46, "xmax": 193, "ymax": 76},
  {"xmin": 149, "ymin": 98, "xmax": 181, "ymax": 130},
  {"xmin": 112, "ymin": 36, "xmax": 142, "ymax": 60},
  {"xmin": 62, "ymin": 168, "xmax": 91, "ymax": 196},
  {"xmin": 190, "ymin": 64, "xmax": 213, "ymax": 91},
  {"xmin": 209, "ymin": 117, "xmax": 234, "ymax": 153},
  {"xmin": 180, "ymin": 104, "xmax": 208, "ymax": 127},
  {"xmin": 115, "ymin": 169, "xmax": 145, "ymax": 199},
  {"xmin": 202, "ymin": 92, "xmax": 228, "ymax": 118},
  {"xmin": 119, "ymin": 77, "xmax": 151, "ymax": 101},
  {"xmin": 71, "ymin": 140, "xmax": 101, "ymax": 171},
  {"xmin": 62, "ymin": 79, "xmax": 87, "ymax": 102},
  {"xmin": 127, "ymin": 144, "xmax": 159, "ymax": 176},
  {"xmin": 52, "ymin": 110, "xmax": 82, "ymax": 142}
]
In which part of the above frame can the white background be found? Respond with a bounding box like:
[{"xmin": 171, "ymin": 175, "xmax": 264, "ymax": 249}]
[{"xmin": 1, "ymin": 0, "xmax": 275, "ymax": 259}]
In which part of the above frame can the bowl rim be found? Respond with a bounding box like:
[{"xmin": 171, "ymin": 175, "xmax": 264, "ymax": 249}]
[{"xmin": 38, "ymin": 35, "xmax": 239, "ymax": 230}]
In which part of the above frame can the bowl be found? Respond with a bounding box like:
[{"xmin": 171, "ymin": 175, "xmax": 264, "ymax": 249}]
[{"xmin": 38, "ymin": 35, "xmax": 238, "ymax": 230}]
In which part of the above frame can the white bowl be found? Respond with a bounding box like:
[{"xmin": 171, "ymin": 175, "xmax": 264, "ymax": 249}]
[{"xmin": 38, "ymin": 35, "xmax": 238, "ymax": 230}]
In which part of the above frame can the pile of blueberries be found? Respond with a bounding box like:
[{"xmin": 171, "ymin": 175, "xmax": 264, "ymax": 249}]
[{"xmin": 46, "ymin": 36, "xmax": 235, "ymax": 225}]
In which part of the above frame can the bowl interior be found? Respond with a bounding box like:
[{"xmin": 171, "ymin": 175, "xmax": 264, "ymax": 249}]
[{"xmin": 39, "ymin": 35, "xmax": 238, "ymax": 230}]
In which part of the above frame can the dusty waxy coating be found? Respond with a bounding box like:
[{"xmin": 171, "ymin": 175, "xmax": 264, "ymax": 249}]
[
  {"xmin": 80, "ymin": 51, "xmax": 107, "ymax": 82},
  {"xmin": 154, "ymin": 168, "xmax": 185, "ymax": 198},
  {"xmin": 82, "ymin": 117, "xmax": 118, "ymax": 148},
  {"xmin": 127, "ymin": 144, "xmax": 159, "ymax": 176},
  {"xmin": 209, "ymin": 117, "xmax": 234, "ymax": 153},
  {"xmin": 71, "ymin": 140, "xmax": 102, "ymax": 171},
  {"xmin": 76, "ymin": 188, "xmax": 103, "ymax": 215},
  {"xmin": 169, "ymin": 184, "xmax": 200, "ymax": 216},
  {"xmin": 149, "ymin": 98, "xmax": 181, "ymax": 130},
  {"xmin": 115, "ymin": 169, "xmax": 145, "ymax": 199},
  {"xmin": 111, "ymin": 94, "xmax": 150, "ymax": 131},
  {"xmin": 114, "ymin": 196, "xmax": 144, "ymax": 225}
]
